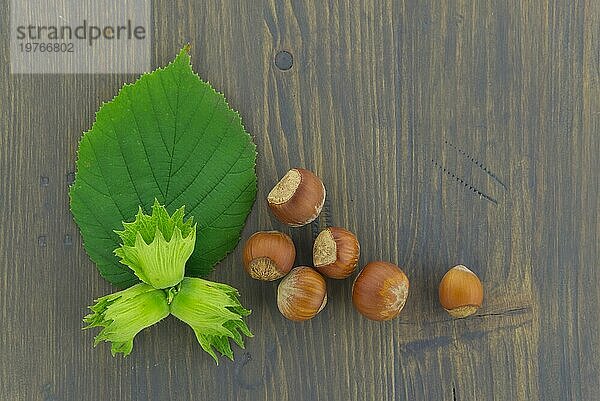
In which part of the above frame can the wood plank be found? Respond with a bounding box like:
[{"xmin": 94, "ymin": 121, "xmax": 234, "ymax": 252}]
[{"xmin": 0, "ymin": 1, "xmax": 597, "ymax": 400}]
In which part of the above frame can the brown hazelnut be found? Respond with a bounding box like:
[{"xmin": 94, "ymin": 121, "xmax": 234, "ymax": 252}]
[
  {"xmin": 267, "ymin": 168, "xmax": 326, "ymax": 227},
  {"xmin": 313, "ymin": 227, "xmax": 360, "ymax": 279},
  {"xmin": 277, "ymin": 267, "xmax": 327, "ymax": 321},
  {"xmin": 242, "ymin": 231, "xmax": 295, "ymax": 281},
  {"xmin": 352, "ymin": 261, "xmax": 409, "ymax": 321},
  {"xmin": 438, "ymin": 264, "xmax": 483, "ymax": 318}
]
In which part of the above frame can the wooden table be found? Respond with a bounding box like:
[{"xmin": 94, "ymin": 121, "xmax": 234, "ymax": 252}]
[{"xmin": 1, "ymin": 1, "xmax": 598, "ymax": 400}]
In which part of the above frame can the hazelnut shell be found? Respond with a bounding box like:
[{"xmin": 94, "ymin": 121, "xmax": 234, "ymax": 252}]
[
  {"xmin": 438, "ymin": 265, "xmax": 483, "ymax": 318},
  {"xmin": 352, "ymin": 261, "xmax": 409, "ymax": 321},
  {"xmin": 313, "ymin": 227, "xmax": 360, "ymax": 279},
  {"xmin": 277, "ymin": 266, "xmax": 327, "ymax": 321},
  {"xmin": 242, "ymin": 231, "xmax": 295, "ymax": 281},
  {"xmin": 267, "ymin": 168, "xmax": 326, "ymax": 227}
]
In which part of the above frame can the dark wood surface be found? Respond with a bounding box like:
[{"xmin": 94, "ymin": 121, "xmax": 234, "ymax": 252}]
[{"xmin": 1, "ymin": 1, "xmax": 598, "ymax": 400}]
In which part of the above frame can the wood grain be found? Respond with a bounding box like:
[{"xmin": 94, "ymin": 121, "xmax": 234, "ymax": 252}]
[{"xmin": 1, "ymin": 1, "xmax": 598, "ymax": 400}]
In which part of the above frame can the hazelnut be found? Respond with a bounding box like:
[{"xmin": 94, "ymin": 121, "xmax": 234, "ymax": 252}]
[
  {"xmin": 438, "ymin": 265, "xmax": 483, "ymax": 318},
  {"xmin": 242, "ymin": 231, "xmax": 295, "ymax": 281},
  {"xmin": 277, "ymin": 267, "xmax": 327, "ymax": 321},
  {"xmin": 313, "ymin": 227, "xmax": 360, "ymax": 279},
  {"xmin": 352, "ymin": 261, "xmax": 409, "ymax": 321},
  {"xmin": 267, "ymin": 168, "xmax": 326, "ymax": 227}
]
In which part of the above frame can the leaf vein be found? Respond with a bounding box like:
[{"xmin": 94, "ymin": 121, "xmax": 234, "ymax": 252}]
[
  {"xmin": 106, "ymin": 111, "xmax": 146, "ymax": 210},
  {"xmin": 143, "ymin": 76, "xmax": 171, "ymax": 156},
  {"xmin": 162, "ymin": 61, "xmax": 182, "ymax": 198},
  {"xmin": 123, "ymin": 88, "xmax": 166, "ymax": 199},
  {"xmin": 197, "ymin": 175, "xmax": 256, "ymax": 229},
  {"xmin": 85, "ymin": 133, "xmax": 127, "ymax": 220},
  {"xmin": 165, "ymin": 115, "xmax": 237, "ymax": 208},
  {"xmin": 169, "ymin": 96, "xmax": 221, "ymax": 178}
]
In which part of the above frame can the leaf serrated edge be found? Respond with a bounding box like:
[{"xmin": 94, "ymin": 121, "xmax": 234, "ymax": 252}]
[{"xmin": 70, "ymin": 44, "xmax": 258, "ymax": 287}]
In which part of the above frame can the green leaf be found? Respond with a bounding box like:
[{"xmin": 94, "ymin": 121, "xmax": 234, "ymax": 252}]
[{"xmin": 70, "ymin": 46, "xmax": 257, "ymax": 288}]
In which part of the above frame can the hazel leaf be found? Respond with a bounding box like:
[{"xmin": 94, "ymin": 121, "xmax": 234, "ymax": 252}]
[{"xmin": 69, "ymin": 46, "xmax": 257, "ymax": 288}]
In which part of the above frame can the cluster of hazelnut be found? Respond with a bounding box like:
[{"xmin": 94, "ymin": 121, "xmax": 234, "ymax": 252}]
[{"xmin": 242, "ymin": 168, "xmax": 484, "ymax": 321}]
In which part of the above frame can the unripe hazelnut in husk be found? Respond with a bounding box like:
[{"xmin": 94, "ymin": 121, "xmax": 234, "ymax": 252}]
[
  {"xmin": 267, "ymin": 168, "xmax": 326, "ymax": 227},
  {"xmin": 242, "ymin": 231, "xmax": 295, "ymax": 281},
  {"xmin": 438, "ymin": 265, "xmax": 483, "ymax": 318},
  {"xmin": 277, "ymin": 267, "xmax": 327, "ymax": 321},
  {"xmin": 352, "ymin": 261, "xmax": 409, "ymax": 321},
  {"xmin": 313, "ymin": 227, "xmax": 360, "ymax": 279}
]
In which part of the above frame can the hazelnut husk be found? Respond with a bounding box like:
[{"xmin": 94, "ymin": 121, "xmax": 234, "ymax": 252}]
[
  {"xmin": 277, "ymin": 266, "xmax": 327, "ymax": 321},
  {"xmin": 438, "ymin": 265, "xmax": 483, "ymax": 318},
  {"xmin": 352, "ymin": 261, "xmax": 409, "ymax": 321},
  {"xmin": 267, "ymin": 168, "xmax": 326, "ymax": 227},
  {"xmin": 313, "ymin": 227, "xmax": 360, "ymax": 279},
  {"xmin": 242, "ymin": 231, "xmax": 295, "ymax": 281}
]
